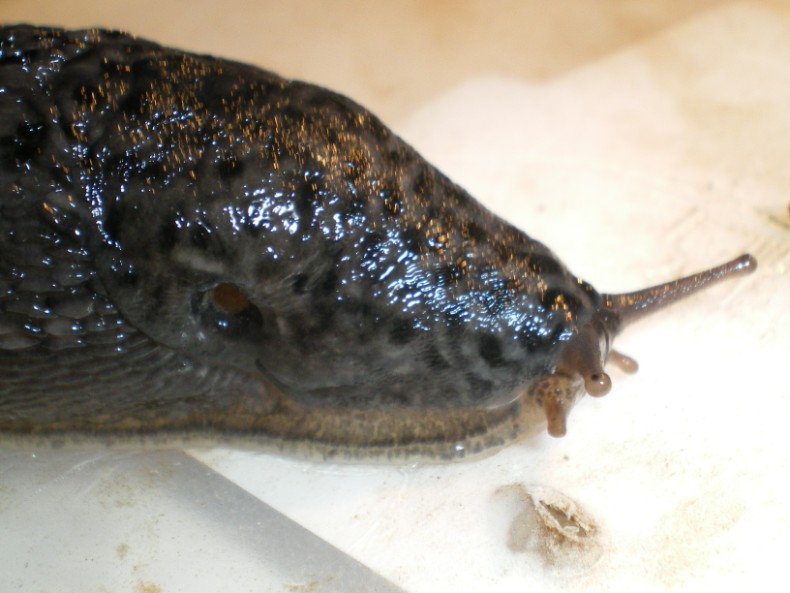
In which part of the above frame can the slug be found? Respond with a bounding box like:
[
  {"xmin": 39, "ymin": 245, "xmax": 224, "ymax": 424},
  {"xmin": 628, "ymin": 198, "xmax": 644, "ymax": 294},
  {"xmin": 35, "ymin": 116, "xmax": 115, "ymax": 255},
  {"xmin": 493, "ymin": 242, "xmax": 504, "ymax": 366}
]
[{"xmin": 0, "ymin": 25, "xmax": 756, "ymax": 459}]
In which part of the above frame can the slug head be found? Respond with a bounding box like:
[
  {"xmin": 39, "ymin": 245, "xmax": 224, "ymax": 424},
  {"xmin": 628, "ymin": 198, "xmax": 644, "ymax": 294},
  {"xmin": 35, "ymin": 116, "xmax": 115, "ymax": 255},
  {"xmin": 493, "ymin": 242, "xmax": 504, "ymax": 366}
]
[{"xmin": 542, "ymin": 254, "xmax": 757, "ymax": 437}]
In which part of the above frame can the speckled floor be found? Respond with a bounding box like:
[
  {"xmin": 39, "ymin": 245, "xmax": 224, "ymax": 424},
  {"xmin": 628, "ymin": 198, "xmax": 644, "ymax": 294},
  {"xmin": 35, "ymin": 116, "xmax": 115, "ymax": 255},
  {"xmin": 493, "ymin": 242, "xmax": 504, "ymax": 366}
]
[{"xmin": 1, "ymin": 2, "xmax": 788, "ymax": 592}]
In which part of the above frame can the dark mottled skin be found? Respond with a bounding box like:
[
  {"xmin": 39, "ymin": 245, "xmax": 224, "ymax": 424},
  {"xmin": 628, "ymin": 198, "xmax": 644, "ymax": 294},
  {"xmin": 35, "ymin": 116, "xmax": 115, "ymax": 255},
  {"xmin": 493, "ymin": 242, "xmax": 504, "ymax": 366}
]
[
  {"xmin": 0, "ymin": 26, "xmax": 755, "ymax": 454},
  {"xmin": 1, "ymin": 26, "xmax": 594, "ymax": 403}
]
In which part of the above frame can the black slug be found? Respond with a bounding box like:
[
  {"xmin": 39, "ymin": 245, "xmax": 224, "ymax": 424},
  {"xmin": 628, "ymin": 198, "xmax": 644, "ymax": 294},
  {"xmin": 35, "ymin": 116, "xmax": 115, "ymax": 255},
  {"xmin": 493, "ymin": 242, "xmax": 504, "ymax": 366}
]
[{"xmin": 0, "ymin": 25, "xmax": 757, "ymax": 459}]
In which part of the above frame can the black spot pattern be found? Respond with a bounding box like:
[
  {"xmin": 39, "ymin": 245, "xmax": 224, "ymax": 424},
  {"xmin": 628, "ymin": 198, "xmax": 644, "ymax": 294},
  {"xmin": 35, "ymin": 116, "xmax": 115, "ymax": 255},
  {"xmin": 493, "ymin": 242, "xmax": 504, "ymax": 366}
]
[{"xmin": 478, "ymin": 334, "xmax": 507, "ymax": 368}]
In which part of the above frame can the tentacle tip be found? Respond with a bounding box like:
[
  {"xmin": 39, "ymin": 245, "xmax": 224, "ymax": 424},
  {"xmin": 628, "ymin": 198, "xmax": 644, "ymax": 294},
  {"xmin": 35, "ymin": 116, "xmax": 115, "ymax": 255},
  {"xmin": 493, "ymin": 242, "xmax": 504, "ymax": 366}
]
[
  {"xmin": 547, "ymin": 419, "xmax": 567, "ymax": 438},
  {"xmin": 540, "ymin": 385, "xmax": 572, "ymax": 438},
  {"xmin": 734, "ymin": 253, "xmax": 758, "ymax": 275},
  {"xmin": 584, "ymin": 372, "xmax": 611, "ymax": 397}
]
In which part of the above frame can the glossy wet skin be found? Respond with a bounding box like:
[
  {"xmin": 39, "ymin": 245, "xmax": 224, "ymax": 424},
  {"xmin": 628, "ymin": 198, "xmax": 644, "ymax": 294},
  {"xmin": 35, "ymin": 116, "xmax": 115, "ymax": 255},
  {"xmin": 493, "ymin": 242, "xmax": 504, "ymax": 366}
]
[{"xmin": 0, "ymin": 26, "xmax": 756, "ymax": 458}]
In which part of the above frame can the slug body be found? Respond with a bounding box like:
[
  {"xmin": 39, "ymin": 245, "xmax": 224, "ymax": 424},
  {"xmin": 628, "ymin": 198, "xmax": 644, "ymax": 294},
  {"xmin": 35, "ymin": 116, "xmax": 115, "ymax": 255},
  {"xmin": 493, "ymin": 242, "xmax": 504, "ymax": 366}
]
[{"xmin": 0, "ymin": 26, "xmax": 756, "ymax": 459}]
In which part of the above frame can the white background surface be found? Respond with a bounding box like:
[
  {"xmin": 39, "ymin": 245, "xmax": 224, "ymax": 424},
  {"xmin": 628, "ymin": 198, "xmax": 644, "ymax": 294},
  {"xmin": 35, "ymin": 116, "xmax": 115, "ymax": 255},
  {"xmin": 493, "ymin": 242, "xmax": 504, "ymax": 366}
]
[{"xmin": 1, "ymin": 2, "xmax": 788, "ymax": 592}]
